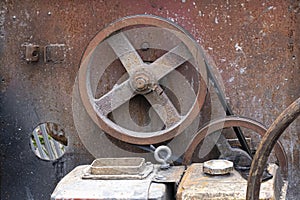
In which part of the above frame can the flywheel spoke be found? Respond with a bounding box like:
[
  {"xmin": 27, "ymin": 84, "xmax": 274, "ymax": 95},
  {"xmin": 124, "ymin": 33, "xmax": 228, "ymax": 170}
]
[
  {"xmin": 145, "ymin": 86, "xmax": 182, "ymax": 128},
  {"xmin": 150, "ymin": 42, "xmax": 192, "ymax": 80},
  {"xmin": 107, "ymin": 32, "xmax": 144, "ymax": 75},
  {"xmin": 94, "ymin": 80, "xmax": 134, "ymax": 116}
]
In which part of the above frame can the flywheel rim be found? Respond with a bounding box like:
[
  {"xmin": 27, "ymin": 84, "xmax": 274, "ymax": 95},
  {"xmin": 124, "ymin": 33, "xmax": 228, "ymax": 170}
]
[{"xmin": 78, "ymin": 15, "xmax": 208, "ymax": 145}]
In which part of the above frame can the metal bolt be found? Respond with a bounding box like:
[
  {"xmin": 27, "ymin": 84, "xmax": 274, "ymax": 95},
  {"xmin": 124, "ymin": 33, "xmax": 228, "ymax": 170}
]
[
  {"xmin": 12, "ymin": 16, "xmax": 16, "ymax": 20},
  {"xmin": 141, "ymin": 42, "xmax": 150, "ymax": 51},
  {"xmin": 153, "ymin": 84, "xmax": 163, "ymax": 95},
  {"xmin": 130, "ymin": 71, "xmax": 156, "ymax": 94},
  {"xmin": 132, "ymin": 73, "xmax": 150, "ymax": 92},
  {"xmin": 135, "ymin": 77, "xmax": 147, "ymax": 90},
  {"xmin": 155, "ymin": 175, "xmax": 166, "ymax": 180},
  {"xmin": 47, "ymin": 11, "xmax": 52, "ymax": 16},
  {"xmin": 146, "ymin": 161, "xmax": 152, "ymax": 165}
]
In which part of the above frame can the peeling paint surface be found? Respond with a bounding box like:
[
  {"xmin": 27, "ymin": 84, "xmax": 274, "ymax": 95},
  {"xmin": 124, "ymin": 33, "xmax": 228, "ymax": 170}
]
[{"xmin": 0, "ymin": 0, "xmax": 299, "ymax": 199}]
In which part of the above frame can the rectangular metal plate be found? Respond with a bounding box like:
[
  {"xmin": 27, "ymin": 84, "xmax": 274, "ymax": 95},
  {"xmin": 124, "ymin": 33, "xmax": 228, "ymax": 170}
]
[{"xmin": 90, "ymin": 157, "xmax": 146, "ymax": 175}]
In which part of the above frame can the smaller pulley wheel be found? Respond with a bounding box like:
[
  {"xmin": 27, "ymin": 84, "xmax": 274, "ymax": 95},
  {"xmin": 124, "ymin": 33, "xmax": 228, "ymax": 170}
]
[
  {"xmin": 182, "ymin": 116, "xmax": 288, "ymax": 179},
  {"xmin": 78, "ymin": 15, "xmax": 207, "ymax": 145}
]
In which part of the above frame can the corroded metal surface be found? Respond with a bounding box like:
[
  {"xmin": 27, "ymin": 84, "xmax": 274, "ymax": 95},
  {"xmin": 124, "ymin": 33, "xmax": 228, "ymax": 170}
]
[
  {"xmin": 247, "ymin": 97, "xmax": 300, "ymax": 200},
  {"xmin": 0, "ymin": 0, "xmax": 299, "ymax": 199}
]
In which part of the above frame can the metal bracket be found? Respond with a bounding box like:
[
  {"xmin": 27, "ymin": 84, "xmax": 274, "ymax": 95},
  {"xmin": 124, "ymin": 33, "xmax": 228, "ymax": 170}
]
[
  {"xmin": 23, "ymin": 43, "xmax": 66, "ymax": 63},
  {"xmin": 25, "ymin": 44, "xmax": 40, "ymax": 62},
  {"xmin": 44, "ymin": 44, "xmax": 66, "ymax": 63},
  {"xmin": 217, "ymin": 134, "xmax": 272, "ymax": 181}
]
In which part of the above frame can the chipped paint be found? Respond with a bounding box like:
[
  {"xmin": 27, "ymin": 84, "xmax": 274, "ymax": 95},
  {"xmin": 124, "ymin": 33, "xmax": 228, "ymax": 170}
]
[
  {"xmin": 239, "ymin": 67, "xmax": 246, "ymax": 74},
  {"xmin": 228, "ymin": 77, "xmax": 235, "ymax": 83}
]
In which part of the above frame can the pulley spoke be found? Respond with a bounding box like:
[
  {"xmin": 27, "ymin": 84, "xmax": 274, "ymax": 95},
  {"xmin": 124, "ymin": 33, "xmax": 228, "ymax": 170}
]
[
  {"xmin": 145, "ymin": 87, "xmax": 181, "ymax": 128},
  {"xmin": 94, "ymin": 80, "xmax": 134, "ymax": 116},
  {"xmin": 107, "ymin": 32, "xmax": 144, "ymax": 75},
  {"xmin": 150, "ymin": 42, "xmax": 192, "ymax": 80}
]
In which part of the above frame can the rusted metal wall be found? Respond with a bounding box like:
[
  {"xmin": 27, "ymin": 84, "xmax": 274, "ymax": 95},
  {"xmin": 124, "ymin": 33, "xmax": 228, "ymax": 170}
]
[{"xmin": 0, "ymin": 0, "xmax": 299, "ymax": 199}]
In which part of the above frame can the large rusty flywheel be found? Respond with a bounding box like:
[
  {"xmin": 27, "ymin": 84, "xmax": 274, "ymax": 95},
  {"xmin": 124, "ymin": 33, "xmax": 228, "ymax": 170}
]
[{"xmin": 78, "ymin": 15, "xmax": 208, "ymax": 145}]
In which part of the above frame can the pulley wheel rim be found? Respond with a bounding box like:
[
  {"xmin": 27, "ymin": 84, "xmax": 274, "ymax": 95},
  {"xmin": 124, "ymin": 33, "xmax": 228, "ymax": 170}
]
[
  {"xmin": 78, "ymin": 15, "xmax": 208, "ymax": 144},
  {"xmin": 182, "ymin": 116, "xmax": 288, "ymax": 179}
]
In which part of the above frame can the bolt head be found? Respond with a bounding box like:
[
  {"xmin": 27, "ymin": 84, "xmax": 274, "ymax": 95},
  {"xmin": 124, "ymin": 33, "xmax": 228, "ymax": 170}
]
[
  {"xmin": 135, "ymin": 77, "xmax": 147, "ymax": 90},
  {"xmin": 203, "ymin": 159, "xmax": 233, "ymax": 175},
  {"xmin": 130, "ymin": 70, "xmax": 155, "ymax": 94}
]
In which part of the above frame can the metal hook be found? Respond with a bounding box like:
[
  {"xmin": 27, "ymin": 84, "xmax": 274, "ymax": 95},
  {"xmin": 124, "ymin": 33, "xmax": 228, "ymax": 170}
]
[{"xmin": 154, "ymin": 145, "xmax": 172, "ymax": 169}]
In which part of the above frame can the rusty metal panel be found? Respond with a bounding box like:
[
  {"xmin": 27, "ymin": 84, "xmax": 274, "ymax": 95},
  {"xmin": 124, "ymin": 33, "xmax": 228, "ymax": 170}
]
[{"xmin": 0, "ymin": 0, "xmax": 299, "ymax": 199}]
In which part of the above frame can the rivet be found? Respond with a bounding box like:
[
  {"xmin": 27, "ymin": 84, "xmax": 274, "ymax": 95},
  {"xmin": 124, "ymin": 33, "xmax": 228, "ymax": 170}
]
[{"xmin": 141, "ymin": 42, "xmax": 150, "ymax": 51}]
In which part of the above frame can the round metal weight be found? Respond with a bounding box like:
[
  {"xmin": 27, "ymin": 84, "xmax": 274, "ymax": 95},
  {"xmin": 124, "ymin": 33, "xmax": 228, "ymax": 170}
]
[{"xmin": 78, "ymin": 15, "xmax": 207, "ymax": 145}]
